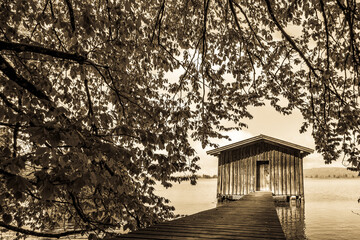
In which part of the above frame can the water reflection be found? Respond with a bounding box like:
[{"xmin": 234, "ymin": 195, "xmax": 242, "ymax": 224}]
[{"xmin": 275, "ymin": 200, "xmax": 307, "ymax": 240}]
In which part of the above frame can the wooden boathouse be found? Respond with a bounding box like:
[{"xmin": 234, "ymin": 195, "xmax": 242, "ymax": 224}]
[{"xmin": 206, "ymin": 134, "xmax": 313, "ymax": 201}]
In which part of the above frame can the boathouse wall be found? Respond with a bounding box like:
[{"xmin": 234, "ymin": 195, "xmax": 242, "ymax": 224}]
[{"xmin": 217, "ymin": 142, "xmax": 304, "ymax": 199}]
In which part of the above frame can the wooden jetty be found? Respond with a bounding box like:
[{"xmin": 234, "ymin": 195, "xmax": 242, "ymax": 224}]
[{"xmin": 116, "ymin": 192, "xmax": 286, "ymax": 239}]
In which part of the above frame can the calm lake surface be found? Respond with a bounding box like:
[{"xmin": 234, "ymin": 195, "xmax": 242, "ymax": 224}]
[
  {"xmin": 1, "ymin": 178, "xmax": 359, "ymax": 239},
  {"xmin": 156, "ymin": 178, "xmax": 360, "ymax": 240}
]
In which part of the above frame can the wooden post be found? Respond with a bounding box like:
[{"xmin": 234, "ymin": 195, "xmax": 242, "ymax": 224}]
[
  {"xmin": 283, "ymin": 152, "xmax": 287, "ymax": 195},
  {"xmin": 279, "ymin": 151, "xmax": 283, "ymax": 195},
  {"xmin": 286, "ymin": 152, "xmax": 291, "ymax": 196},
  {"xmin": 223, "ymin": 151, "xmax": 227, "ymax": 196},
  {"xmin": 295, "ymin": 151, "xmax": 300, "ymax": 196},
  {"xmin": 228, "ymin": 151, "xmax": 231, "ymax": 195},
  {"xmin": 271, "ymin": 149, "xmax": 275, "ymax": 194},
  {"xmin": 274, "ymin": 149, "xmax": 279, "ymax": 195},
  {"xmin": 249, "ymin": 147, "xmax": 253, "ymax": 193},
  {"xmin": 240, "ymin": 149, "xmax": 244, "ymax": 195},
  {"xmin": 254, "ymin": 146, "xmax": 257, "ymax": 192},
  {"xmin": 290, "ymin": 154, "xmax": 295, "ymax": 196},
  {"xmin": 299, "ymin": 152, "xmax": 304, "ymax": 197},
  {"xmin": 234, "ymin": 150, "xmax": 238, "ymax": 195},
  {"xmin": 232, "ymin": 150, "xmax": 236, "ymax": 195},
  {"xmin": 217, "ymin": 153, "xmax": 221, "ymax": 197},
  {"xmin": 283, "ymin": 151, "xmax": 286, "ymax": 195},
  {"xmin": 221, "ymin": 152, "xmax": 225, "ymax": 196},
  {"xmin": 245, "ymin": 148, "xmax": 249, "ymax": 195},
  {"xmin": 228, "ymin": 150, "xmax": 234, "ymax": 195},
  {"xmin": 237, "ymin": 149, "xmax": 241, "ymax": 195}
]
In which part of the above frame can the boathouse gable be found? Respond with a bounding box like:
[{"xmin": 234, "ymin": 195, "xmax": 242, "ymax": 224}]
[{"xmin": 206, "ymin": 134, "xmax": 313, "ymax": 200}]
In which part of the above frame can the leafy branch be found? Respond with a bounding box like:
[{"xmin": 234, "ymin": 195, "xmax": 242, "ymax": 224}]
[
  {"xmin": 0, "ymin": 221, "xmax": 90, "ymax": 238},
  {"xmin": 0, "ymin": 40, "xmax": 86, "ymax": 63}
]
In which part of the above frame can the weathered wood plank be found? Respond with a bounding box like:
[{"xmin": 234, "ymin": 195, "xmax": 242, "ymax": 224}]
[
  {"xmin": 223, "ymin": 151, "xmax": 226, "ymax": 196},
  {"xmin": 275, "ymin": 148, "xmax": 280, "ymax": 195},
  {"xmin": 222, "ymin": 152, "xmax": 226, "ymax": 195},
  {"xmin": 282, "ymin": 151, "xmax": 286, "ymax": 195},
  {"xmin": 279, "ymin": 151, "xmax": 283, "ymax": 195},
  {"xmin": 290, "ymin": 154, "xmax": 295, "ymax": 196},
  {"xmin": 245, "ymin": 149, "xmax": 249, "ymax": 195},
  {"xmin": 227, "ymin": 151, "xmax": 231, "ymax": 195},
  {"xmin": 295, "ymin": 152, "xmax": 300, "ymax": 196},
  {"xmin": 220, "ymin": 152, "xmax": 224, "ymax": 196},
  {"xmin": 285, "ymin": 152, "xmax": 290, "ymax": 196},
  {"xmin": 117, "ymin": 192, "xmax": 286, "ymax": 240},
  {"xmin": 236, "ymin": 150, "xmax": 241, "ymax": 195},
  {"xmin": 281, "ymin": 151, "xmax": 286, "ymax": 195},
  {"xmin": 233, "ymin": 150, "xmax": 238, "ymax": 195},
  {"xmin": 271, "ymin": 149, "xmax": 275, "ymax": 194},
  {"xmin": 240, "ymin": 150, "xmax": 244, "ymax": 196},
  {"xmin": 249, "ymin": 147, "xmax": 253, "ymax": 193},
  {"xmin": 217, "ymin": 153, "xmax": 222, "ymax": 196},
  {"xmin": 232, "ymin": 150, "xmax": 236, "ymax": 194},
  {"xmin": 229, "ymin": 151, "xmax": 233, "ymax": 195},
  {"xmin": 236, "ymin": 151, "xmax": 239, "ymax": 196},
  {"xmin": 299, "ymin": 152, "xmax": 304, "ymax": 196},
  {"xmin": 252, "ymin": 145, "xmax": 257, "ymax": 191},
  {"xmin": 224, "ymin": 151, "xmax": 229, "ymax": 195},
  {"xmin": 267, "ymin": 147, "xmax": 272, "ymax": 192}
]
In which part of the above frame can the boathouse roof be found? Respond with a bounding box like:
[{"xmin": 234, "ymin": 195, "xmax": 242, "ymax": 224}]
[{"xmin": 206, "ymin": 134, "xmax": 314, "ymax": 157}]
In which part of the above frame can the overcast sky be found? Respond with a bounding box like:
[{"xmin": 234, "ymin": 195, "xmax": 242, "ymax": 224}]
[{"xmin": 194, "ymin": 103, "xmax": 346, "ymax": 176}]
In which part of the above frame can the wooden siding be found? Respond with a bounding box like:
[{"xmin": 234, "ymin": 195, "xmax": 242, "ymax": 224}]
[{"xmin": 217, "ymin": 143, "xmax": 305, "ymax": 198}]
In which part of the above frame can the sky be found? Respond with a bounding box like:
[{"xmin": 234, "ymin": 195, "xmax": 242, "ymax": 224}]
[{"xmin": 194, "ymin": 103, "xmax": 347, "ymax": 176}]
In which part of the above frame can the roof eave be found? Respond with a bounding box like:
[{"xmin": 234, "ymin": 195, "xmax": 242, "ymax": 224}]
[{"xmin": 206, "ymin": 134, "xmax": 314, "ymax": 157}]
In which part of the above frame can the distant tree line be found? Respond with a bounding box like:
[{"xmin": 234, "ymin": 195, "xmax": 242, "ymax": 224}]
[
  {"xmin": 305, "ymin": 174, "xmax": 358, "ymax": 178},
  {"xmin": 304, "ymin": 168, "xmax": 359, "ymax": 178},
  {"xmin": 197, "ymin": 174, "xmax": 217, "ymax": 179}
]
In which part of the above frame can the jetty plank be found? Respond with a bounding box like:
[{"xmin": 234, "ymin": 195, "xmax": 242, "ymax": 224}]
[{"xmin": 115, "ymin": 192, "xmax": 286, "ymax": 240}]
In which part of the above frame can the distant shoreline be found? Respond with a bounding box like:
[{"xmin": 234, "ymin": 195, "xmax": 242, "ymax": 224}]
[
  {"xmin": 304, "ymin": 167, "xmax": 359, "ymax": 179},
  {"xmin": 197, "ymin": 174, "xmax": 217, "ymax": 179},
  {"xmin": 305, "ymin": 176, "xmax": 358, "ymax": 179},
  {"xmin": 195, "ymin": 167, "xmax": 360, "ymax": 179}
]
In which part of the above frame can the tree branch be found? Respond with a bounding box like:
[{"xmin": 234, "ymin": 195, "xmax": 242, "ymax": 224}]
[
  {"xmin": 202, "ymin": 0, "xmax": 210, "ymax": 62},
  {"xmin": 0, "ymin": 40, "xmax": 86, "ymax": 63},
  {"xmin": 30, "ymin": 0, "xmax": 50, "ymax": 40},
  {"xmin": 0, "ymin": 122, "xmax": 18, "ymax": 128},
  {"xmin": 83, "ymin": 73, "xmax": 98, "ymax": 135},
  {"xmin": 0, "ymin": 221, "xmax": 88, "ymax": 238},
  {"xmin": 106, "ymin": 0, "xmax": 112, "ymax": 40},
  {"xmin": 319, "ymin": 0, "xmax": 330, "ymax": 71},
  {"xmin": 123, "ymin": 203, "xmax": 143, "ymax": 228},
  {"xmin": 233, "ymin": 1, "xmax": 264, "ymax": 49},
  {"xmin": 263, "ymin": 0, "xmax": 347, "ymax": 106},
  {"xmin": 263, "ymin": 0, "xmax": 318, "ymax": 77},
  {"xmin": 151, "ymin": 0, "xmax": 166, "ymax": 44},
  {"xmin": 69, "ymin": 191, "xmax": 91, "ymax": 224},
  {"xmin": 64, "ymin": 0, "xmax": 76, "ymax": 32},
  {"xmin": 0, "ymin": 92, "xmax": 23, "ymax": 114},
  {"xmin": 0, "ymin": 54, "xmax": 51, "ymax": 101}
]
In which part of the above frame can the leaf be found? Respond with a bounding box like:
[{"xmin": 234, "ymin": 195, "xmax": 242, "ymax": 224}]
[
  {"xmin": 2, "ymin": 213, "xmax": 12, "ymax": 224},
  {"xmin": 88, "ymin": 233, "xmax": 98, "ymax": 240}
]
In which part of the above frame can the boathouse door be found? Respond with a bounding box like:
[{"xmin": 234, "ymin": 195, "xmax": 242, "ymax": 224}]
[{"xmin": 256, "ymin": 161, "xmax": 270, "ymax": 191}]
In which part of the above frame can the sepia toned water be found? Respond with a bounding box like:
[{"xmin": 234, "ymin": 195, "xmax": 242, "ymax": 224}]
[
  {"xmin": 1, "ymin": 178, "xmax": 359, "ymax": 239},
  {"xmin": 156, "ymin": 178, "xmax": 360, "ymax": 240}
]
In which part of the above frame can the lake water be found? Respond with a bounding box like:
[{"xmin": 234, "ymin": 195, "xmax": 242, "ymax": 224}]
[
  {"xmin": 1, "ymin": 178, "xmax": 359, "ymax": 239},
  {"xmin": 156, "ymin": 178, "xmax": 360, "ymax": 240}
]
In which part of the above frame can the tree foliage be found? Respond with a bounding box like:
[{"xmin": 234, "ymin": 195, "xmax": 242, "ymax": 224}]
[{"xmin": 0, "ymin": 0, "xmax": 359, "ymax": 238}]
